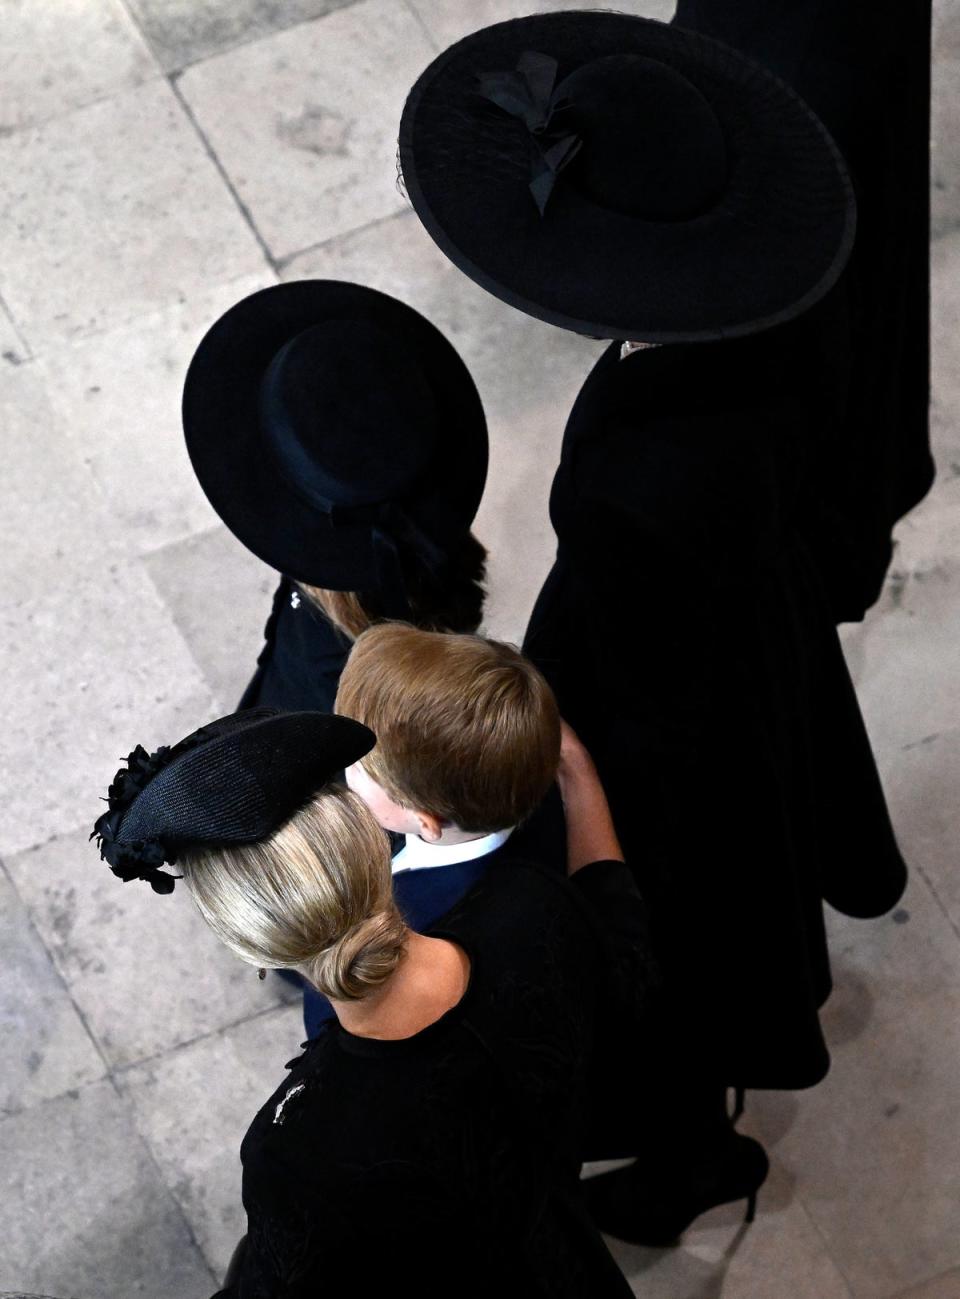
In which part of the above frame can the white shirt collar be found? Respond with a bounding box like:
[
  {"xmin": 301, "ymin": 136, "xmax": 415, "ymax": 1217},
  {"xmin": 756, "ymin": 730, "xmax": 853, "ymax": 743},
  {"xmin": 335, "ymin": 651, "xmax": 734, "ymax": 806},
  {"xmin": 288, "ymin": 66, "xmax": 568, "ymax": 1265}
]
[{"xmin": 392, "ymin": 826, "xmax": 513, "ymax": 873}]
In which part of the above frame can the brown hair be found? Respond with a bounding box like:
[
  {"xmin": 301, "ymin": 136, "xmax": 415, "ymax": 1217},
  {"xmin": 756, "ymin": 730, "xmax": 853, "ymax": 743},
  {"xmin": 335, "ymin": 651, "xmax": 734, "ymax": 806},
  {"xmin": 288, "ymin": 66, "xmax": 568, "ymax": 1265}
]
[
  {"xmin": 335, "ymin": 624, "xmax": 561, "ymax": 833},
  {"xmin": 298, "ymin": 531, "xmax": 488, "ymax": 641},
  {"xmin": 179, "ymin": 786, "xmax": 405, "ymax": 1001}
]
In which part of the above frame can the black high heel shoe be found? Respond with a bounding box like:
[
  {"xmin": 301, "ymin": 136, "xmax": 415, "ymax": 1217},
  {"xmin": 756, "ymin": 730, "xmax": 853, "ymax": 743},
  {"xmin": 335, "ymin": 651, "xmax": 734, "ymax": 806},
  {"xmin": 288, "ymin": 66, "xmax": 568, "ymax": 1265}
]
[{"xmin": 581, "ymin": 1132, "xmax": 769, "ymax": 1247}]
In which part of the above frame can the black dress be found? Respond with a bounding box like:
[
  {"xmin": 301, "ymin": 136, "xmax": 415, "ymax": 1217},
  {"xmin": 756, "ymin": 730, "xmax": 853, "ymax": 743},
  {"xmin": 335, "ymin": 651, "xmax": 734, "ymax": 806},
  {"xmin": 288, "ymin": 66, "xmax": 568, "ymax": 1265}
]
[
  {"xmin": 672, "ymin": 0, "xmax": 934, "ymax": 621},
  {"xmin": 524, "ymin": 329, "xmax": 907, "ymax": 1090},
  {"xmin": 214, "ymin": 861, "xmax": 650, "ymax": 1299},
  {"xmin": 239, "ymin": 577, "xmax": 351, "ymax": 713}
]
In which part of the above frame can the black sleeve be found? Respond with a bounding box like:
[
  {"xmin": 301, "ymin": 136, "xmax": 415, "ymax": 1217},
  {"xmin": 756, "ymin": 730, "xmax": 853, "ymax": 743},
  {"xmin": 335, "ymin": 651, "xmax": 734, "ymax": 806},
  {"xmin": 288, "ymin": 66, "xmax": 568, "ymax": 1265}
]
[{"xmin": 569, "ymin": 860, "xmax": 660, "ymax": 1020}]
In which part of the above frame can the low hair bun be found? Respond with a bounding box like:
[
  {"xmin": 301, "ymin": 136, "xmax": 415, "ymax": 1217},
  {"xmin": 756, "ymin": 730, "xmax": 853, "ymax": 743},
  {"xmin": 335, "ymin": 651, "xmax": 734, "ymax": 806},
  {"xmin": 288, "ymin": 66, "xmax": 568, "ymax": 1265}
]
[{"xmin": 309, "ymin": 908, "xmax": 407, "ymax": 1002}]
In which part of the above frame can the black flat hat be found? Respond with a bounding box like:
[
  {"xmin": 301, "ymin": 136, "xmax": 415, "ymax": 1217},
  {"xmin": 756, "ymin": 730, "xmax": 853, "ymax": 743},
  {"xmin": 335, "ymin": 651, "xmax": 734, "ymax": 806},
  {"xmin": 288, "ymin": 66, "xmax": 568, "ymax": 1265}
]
[
  {"xmin": 91, "ymin": 709, "xmax": 375, "ymax": 893},
  {"xmin": 399, "ymin": 13, "xmax": 856, "ymax": 342},
  {"xmin": 183, "ymin": 281, "xmax": 488, "ymax": 592}
]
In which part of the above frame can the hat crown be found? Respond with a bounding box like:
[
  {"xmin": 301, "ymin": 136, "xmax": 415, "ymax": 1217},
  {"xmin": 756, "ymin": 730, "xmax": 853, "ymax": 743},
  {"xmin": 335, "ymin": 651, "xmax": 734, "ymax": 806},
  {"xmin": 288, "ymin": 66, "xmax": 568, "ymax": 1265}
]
[
  {"xmin": 96, "ymin": 710, "xmax": 377, "ymax": 882},
  {"xmin": 258, "ymin": 320, "xmax": 439, "ymax": 512},
  {"xmin": 558, "ymin": 53, "xmax": 727, "ymax": 220}
]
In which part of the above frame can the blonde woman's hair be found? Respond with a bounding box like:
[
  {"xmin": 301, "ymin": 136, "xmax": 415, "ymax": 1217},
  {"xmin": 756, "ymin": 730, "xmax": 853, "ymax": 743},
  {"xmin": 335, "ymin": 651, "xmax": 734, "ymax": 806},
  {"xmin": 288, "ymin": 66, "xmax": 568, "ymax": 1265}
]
[
  {"xmin": 179, "ymin": 786, "xmax": 405, "ymax": 1001},
  {"xmin": 299, "ymin": 586, "xmax": 372, "ymax": 640},
  {"xmin": 297, "ymin": 531, "xmax": 489, "ymax": 641},
  {"xmin": 336, "ymin": 624, "xmax": 561, "ymax": 833}
]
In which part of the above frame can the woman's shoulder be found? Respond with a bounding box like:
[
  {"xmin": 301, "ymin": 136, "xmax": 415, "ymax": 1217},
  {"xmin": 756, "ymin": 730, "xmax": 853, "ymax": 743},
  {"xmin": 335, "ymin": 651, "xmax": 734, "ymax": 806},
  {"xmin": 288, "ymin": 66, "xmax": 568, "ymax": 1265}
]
[
  {"xmin": 434, "ymin": 857, "xmax": 604, "ymax": 991},
  {"xmin": 240, "ymin": 1030, "xmax": 336, "ymax": 1162}
]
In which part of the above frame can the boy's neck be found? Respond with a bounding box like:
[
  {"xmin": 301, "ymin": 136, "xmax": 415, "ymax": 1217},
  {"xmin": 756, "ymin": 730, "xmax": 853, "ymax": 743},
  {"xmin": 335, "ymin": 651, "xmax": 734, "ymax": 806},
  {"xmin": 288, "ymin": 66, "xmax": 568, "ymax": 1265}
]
[{"xmin": 417, "ymin": 824, "xmax": 489, "ymax": 847}]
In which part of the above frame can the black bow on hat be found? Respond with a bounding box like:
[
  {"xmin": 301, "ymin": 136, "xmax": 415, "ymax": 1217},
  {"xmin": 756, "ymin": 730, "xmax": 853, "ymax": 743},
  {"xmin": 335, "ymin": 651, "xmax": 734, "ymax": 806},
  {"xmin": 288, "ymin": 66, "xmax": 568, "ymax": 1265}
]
[
  {"xmin": 399, "ymin": 13, "xmax": 856, "ymax": 342},
  {"xmin": 477, "ymin": 51, "xmax": 582, "ymax": 214}
]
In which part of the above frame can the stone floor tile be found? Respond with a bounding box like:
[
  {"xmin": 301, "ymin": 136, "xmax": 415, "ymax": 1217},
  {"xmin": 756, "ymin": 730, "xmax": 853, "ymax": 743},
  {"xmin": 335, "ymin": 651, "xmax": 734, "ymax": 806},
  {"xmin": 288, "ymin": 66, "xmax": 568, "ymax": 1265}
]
[
  {"xmin": 37, "ymin": 270, "xmax": 276, "ymax": 555},
  {"xmin": 0, "ymin": 871, "xmax": 105, "ymax": 1118},
  {"xmin": 120, "ymin": 1005, "xmax": 305, "ymax": 1278},
  {"xmin": 894, "ymin": 1266, "xmax": 960, "ymax": 1298},
  {"xmin": 177, "ymin": 0, "xmax": 436, "ymax": 261},
  {"xmin": 0, "ymin": 79, "xmax": 267, "ymax": 351},
  {"xmin": 0, "ymin": 561, "xmax": 217, "ymax": 858},
  {"xmin": 822, "ymin": 869, "xmax": 960, "ymax": 1041},
  {"xmin": 871, "ymin": 729, "xmax": 960, "ymax": 938},
  {"xmin": 933, "ymin": 56, "xmax": 960, "ymax": 240},
  {"xmin": 125, "ymin": 0, "xmax": 362, "ymax": 72},
  {"xmin": 283, "ymin": 210, "xmax": 603, "ymax": 641},
  {"xmin": 143, "ymin": 527, "xmax": 277, "ymax": 711},
  {"xmin": 934, "ymin": 0, "xmax": 960, "ymax": 59},
  {"xmin": 0, "ymin": 1080, "xmax": 215, "ymax": 1299},
  {"xmin": 931, "ymin": 232, "xmax": 960, "ymax": 422},
  {"xmin": 0, "ymin": 363, "xmax": 124, "ymax": 606},
  {"xmin": 406, "ymin": 0, "xmax": 677, "ymax": 50},
  {"xmin": 745, "ymin": 989, "xmax": 960, "ymax": 1298},
  {"xmin": 604, "ymin": 1162, "xmax": 853, "ymax": 1299},
  {"xmin": 839, "ymin": 549, "xmax": 960, "ymax": 753},
  {"xmin": 0, "ymin": 0, "xmax": 158, "ymax": 135},
  {"xmin": 5, "ymin": 827, "xmax": 291, "ymax": 1071}
]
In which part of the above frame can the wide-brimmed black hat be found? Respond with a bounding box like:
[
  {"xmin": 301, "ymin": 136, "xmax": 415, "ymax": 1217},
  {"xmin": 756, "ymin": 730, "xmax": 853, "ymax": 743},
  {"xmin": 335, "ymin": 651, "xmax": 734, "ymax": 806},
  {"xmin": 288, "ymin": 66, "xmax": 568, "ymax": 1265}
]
[
  {"xmin": 399, "ymin": 13, "xmax": 856, "ymax": 342},
  {"xmin": 90, "ymin": 709, "xmax": 375, "ymax": 893},
  {"xmin": 183, "ymin": 282, "xmax": 488, "ymax": 602}
]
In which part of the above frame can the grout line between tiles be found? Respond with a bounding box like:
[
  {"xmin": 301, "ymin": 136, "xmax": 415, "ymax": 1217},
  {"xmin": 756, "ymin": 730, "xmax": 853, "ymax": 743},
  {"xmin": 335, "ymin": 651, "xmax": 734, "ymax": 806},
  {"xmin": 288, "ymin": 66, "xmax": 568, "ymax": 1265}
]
[
  {"xmin": 137, "ymin": 519, "xmax": 227, "ymax": 560},
  {"xmin": 0, "ymin": 74, "xmax": 168, "ymax": 146},
  {"xmin": 134, "ymin": 549, "xmax": 237, "ymax": 716},
  {"xmin": 0, "ymin": 1068, "xmax": 109, "ymax": 1127},
  {"xmin": 915, "ymin": 860, "xmax": 960, "ymax": 945},
  {"xmin": 0, "ymin": 855, "xmax": 112, "ymax": 1092},
  {"xmin": 401, "ymin": 0, "xmax": 441, "ymax": 52},
  {"xmin": 113, "ymin": 998, "xmax": 299, "ymax": 1080},
  {"xmin": 788, "ymin": 1181, "xmax": 858, "ymax": 1299},
  {"xmin": 107, "ymin": 1071, "xmax": 223, "ymax": 1289},
  {"xmin": 888, "ymin": 1264, "xmax": 960, "ymax": 1298},
  {"xmin": 167, "ymin": 75, "xmax": 279, "ymax": 275},
  {"xmin": 123, "ymin": 0, "xmax": 369, "ymax": 80},
  {"xmin": 0, "ymin": 289, "xmax": 34, "ymax": 365},
  {"xmin": 276, "ymin": 206, "xmax": 411, "ymax": 271},
  {"xmin": 113, "ymin": 1001, "xmax": 301, "ymax": 1282}
]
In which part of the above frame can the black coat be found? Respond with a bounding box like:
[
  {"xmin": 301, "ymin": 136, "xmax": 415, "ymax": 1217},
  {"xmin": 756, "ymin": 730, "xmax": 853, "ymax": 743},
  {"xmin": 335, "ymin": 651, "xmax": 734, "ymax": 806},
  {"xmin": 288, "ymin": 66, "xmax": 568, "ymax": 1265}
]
[
  {"xmin": 214, "ymin": 861, "xmax": 644, "ymax": 1299},
  {"xmin": 524, "ymin": 329, "xmax": 907, "ymax": 1090},
  {"xmin": 673, "ymin": 0, "xmax": 934, "ymax": 620},
  {"xmin": 239, "ymin": 577, "xmax": 351, "ymax": 713}
]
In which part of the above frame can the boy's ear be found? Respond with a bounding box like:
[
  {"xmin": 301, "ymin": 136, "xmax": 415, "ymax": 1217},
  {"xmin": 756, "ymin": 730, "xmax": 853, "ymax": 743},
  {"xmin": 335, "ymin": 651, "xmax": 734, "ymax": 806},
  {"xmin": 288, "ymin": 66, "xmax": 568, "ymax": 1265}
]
[{"xmin": 415, "ymin": 811, "xmax": 445, "ymax": 843}]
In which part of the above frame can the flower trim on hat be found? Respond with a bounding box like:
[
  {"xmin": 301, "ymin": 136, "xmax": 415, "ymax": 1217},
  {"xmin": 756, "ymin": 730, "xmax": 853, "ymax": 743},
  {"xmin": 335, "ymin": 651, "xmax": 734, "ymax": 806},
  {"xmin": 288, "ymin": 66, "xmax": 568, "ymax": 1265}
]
[{"xmin": 91, "ymin": 734, "xmax": 207, "ymax": 894}]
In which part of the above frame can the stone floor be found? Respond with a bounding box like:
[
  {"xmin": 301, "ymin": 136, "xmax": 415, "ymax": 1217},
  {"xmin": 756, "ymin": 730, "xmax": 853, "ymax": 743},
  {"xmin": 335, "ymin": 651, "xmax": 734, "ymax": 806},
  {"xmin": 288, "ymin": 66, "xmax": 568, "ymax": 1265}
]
[{"xmin": 0, "ymin": 2, "xmax": 957, "ymax": 1296}]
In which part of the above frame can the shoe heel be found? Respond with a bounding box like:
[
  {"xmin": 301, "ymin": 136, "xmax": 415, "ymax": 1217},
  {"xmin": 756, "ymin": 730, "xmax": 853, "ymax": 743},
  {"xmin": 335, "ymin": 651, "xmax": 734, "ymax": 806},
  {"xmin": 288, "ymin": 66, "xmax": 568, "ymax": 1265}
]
[{"xmin": 744, "ymin": 1189, "xmax": 757, "ymax": 1224}]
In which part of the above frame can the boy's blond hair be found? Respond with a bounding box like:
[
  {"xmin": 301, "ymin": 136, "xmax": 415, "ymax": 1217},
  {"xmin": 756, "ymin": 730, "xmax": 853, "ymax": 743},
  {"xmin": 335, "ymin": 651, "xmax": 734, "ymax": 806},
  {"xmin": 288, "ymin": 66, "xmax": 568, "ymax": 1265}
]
[{"xmin": 335, "ymin": 624, "xmax": 561, "ymax": 833}]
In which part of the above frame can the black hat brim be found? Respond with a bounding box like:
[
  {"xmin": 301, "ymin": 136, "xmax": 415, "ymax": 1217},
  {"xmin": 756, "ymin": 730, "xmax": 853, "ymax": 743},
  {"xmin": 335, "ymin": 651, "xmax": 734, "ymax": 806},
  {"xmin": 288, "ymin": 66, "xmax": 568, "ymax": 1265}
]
[
  {"xmin": 183, "ymin": 281, "xmax": 488, "ymax": 589},
  {"xmin": 399, "ymin": 13, "xmax": 856, "ymax": 342},
  {"xmin": 116, "ymin": 709, "xmax": 378, "ymax": 854}
]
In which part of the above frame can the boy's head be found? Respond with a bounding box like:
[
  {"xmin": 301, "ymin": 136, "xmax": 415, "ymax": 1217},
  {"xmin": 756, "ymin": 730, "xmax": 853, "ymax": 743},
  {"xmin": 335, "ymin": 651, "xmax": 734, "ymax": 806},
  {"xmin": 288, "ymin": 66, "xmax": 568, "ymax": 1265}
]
[{"xmin": 335, "ymin": 624, "xmax": 561, "ymax": 840}]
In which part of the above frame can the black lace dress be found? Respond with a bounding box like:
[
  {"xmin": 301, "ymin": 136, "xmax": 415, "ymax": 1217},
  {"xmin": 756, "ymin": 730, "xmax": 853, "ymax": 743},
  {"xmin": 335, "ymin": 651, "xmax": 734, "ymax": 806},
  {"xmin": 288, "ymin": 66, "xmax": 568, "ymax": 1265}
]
[{"xmin": 213, "ymin": 860, "xmax": 652, "ymax": 1299}]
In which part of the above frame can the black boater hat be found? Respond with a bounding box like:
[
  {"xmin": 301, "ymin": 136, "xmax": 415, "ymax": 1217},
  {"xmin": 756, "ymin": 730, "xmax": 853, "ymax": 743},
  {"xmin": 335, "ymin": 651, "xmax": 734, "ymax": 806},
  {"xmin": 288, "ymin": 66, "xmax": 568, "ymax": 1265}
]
[
  {"xmin": 398, "ymin": 13, "xmax": 856, "ymax": 342},
  {"xmin": 183, "ymin": 282, "xmax": 488, "ymax": 604},
  {"xmin": 91, "ymin": 709, "xmax": 375, "ymax": 893}
]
